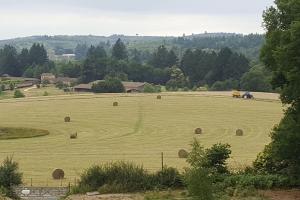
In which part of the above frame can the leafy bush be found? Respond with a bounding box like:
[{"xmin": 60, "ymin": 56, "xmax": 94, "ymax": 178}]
[
  {"xmin": 222, "ymin": 174, "xmax": 292, "ymax": 189},
  {"xmin": 77, "ymin": 162, "xmax": 154, "ymax": 193},
  {"xmin": 13, "ymin": 90, "xmax": 25, "ymax": 98},
  {"xmin": 74, "ymin": 162, "xmax": 184, "ymax": 194},
  {"xmin": 143, "ymin": 83, "xmax": 161, "ymax": 93},
  {"xmin": 185, "ymin": 168, "xmax": 214, "ymax": 200},
  {"xmin": 43, "ymin": 91, "xmax": 49, "ymax": 96},
  {"xmin": 55, "ymin": 81, "xmax": 68, "ymax": 90},
  {"xmin": 155, "ymin": 167, "xmax": 183, "ymax": 188},
  {"xmin": 91, "ymin": 78, "xmax": 125, "ymax": 93},
  {"xmin": 187, "ymin": 139, "xmax": 231, "ymax": 174},
  {"xmin": 204, "ymin": 144, "xmax": 231, "ymax": 174},
  {"xmin": 0, "ymin": 157, "xmax": 22, "ymax": 198}
]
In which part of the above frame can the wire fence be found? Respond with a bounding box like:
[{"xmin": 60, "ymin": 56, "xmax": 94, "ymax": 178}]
[
  {"xmin": 0, "ymin": 152, "xmax": 188, "ymax": 187},
  {"xmin": 0, "ymin": 151, "xmax": 253, "ymax": 187}
]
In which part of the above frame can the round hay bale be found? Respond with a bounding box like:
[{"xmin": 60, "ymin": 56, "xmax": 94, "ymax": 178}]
[
  {"xmin": 178, "ymin": 149, "xmax": 189, "ymax": 158},
  {"xmin": 236, "ymin": 129, "xmax": 244, "ymax": 136},
  {"xmin": 194, "ymin": 128, "xmax": 202, "ymax": 134},
  {"xmin": 64, "ymin": 116, "xmax": 71, "ymax": 123},
  {"xmin": 52, "ymin": 169, "xmax": 65, "ymax": 179},
  {"xmin": 113, "ymin": 102, "xmax": 118, "ymax": 107},
  {"xmin": 70, "ymin": 132, "xmax": 77, "ymax": 139},
  {"xmin": 157, "ymin": 95, "xmax": 162, "ymax": 99}
]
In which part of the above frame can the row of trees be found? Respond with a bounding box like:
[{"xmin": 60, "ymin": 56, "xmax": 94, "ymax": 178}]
[
  {"xmin": 0, "ymin": 44, "xmax": 52, "ymax": 78},
  {"xmin": 253, "ymin": 0, "xmax": 300, "ymax": 179},
  {"xmin": 0, "ymin": 38, "xmax": 272, "ymax": 92}
]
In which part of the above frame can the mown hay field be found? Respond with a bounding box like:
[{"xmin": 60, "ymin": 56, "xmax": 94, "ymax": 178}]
[{"xmin": 0, "ymin": 92, "xmax": 283, "ymax": 186}]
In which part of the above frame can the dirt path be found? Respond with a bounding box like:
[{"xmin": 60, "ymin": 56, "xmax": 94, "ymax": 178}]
[
  {"xmin": 261, "ymin": 190, "xmax": 300, "ymax": 200},
  {"xmin": 67, "ymin": 194, "xmax": 142, "ymax": 200},
  {"xmin": 23, "ymin": 85, "xmax": 37, "ymax": 92}
]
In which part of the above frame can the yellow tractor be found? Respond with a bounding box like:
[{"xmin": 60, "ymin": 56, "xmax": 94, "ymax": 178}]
[{"xmin": 232, "ymin": 90, "xmax": 241, "ymax": 98}]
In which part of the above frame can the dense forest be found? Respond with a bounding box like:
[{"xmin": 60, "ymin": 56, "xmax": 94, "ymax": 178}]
[
  {"xmin": 0, "ymin": 33, "xmax": 264, "ymax": 62},
  {"xmin": 0, "ymin": 36, "xmax": 272, "ymax": 92}
]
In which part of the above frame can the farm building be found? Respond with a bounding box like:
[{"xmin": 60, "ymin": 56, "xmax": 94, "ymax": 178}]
[
  {"xmin": 73, "ymin": 83, "xmax": 93, "ymax": 92},
  {"xmin": 73, "ymin": 81, "xmax": 146, "ymax": 93},
  {"xmin": 122, "ymin": 82, "xmax": 146, "ymax": 93},
  {"xmin": 55, "ymin": 77, "xmax": 78, "ymax": 86},
  {"xmin": 41, "ymin": 73, "xmax": 56, "ymax": 83}
]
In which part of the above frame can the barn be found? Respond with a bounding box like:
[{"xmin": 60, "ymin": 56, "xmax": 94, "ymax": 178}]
[{"xmin": 73, "ymin": 81, "xmax": 146, "ymax": 93}]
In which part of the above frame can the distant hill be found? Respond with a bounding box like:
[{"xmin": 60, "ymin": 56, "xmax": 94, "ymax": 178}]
[{"xmin": 0, "ymin": 33, "xmax": 264, "ymax": 62}]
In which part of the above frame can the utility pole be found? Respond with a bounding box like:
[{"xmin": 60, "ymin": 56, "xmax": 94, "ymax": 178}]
[{"xmin": 161, "ymin": 152, "xmax": 164, "ymax": 171}]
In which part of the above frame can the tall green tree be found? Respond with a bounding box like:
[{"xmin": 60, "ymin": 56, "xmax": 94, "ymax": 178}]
[
  {"xmin": 112, "ymin": 38, "xmax": 128, "ymax": 60},
  {"xmin": 150, "ymin": 45, "xmax": 178, "ymax": 68},
  {"xmin": 254, "ymin": 0, "xmax": 300, "ymax": 177},
  {"xmin": 80, "ymin": 45, "xmax": 108, "ymax": 83},
  {"xmin": 0, "ymin": 45, "xmax": 21, "ymax": 76},
  {"xmin": 75, "ymin": 44, "xmax": 89, "ymax": 60},
  {"xmin": 29, "ymin": 43, "xmax": 48, "ymax": 65}
]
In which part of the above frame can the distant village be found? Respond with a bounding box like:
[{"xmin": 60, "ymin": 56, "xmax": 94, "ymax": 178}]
[{"xmin": 0, "ymin": 73, "xmax": 146, "ymax": 93}]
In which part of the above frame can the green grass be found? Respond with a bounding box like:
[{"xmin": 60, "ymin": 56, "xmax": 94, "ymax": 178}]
[
  {"xmin": 0, "ymin": 127, "xmax": 49, "ymax": 140},
  {"xmin": 0, "ymin": 93, "xmax": 283, "ymax": 186}
]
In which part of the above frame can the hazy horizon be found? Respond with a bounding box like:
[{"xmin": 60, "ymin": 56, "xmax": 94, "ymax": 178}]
[{"xmin": 0, "ymin": 0, "xmax": 274, "ymax": 40}]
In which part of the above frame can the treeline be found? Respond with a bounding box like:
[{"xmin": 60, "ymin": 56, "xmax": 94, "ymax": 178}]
[
  {"xmin": 0, "ymin": 44, "xmax": 54, "ymax": 78},
  {"xmin": 174, "ymin": 33, "xmax": 264, "ymax": 62},
  {"xmin": 0, "ymin": 39, "xmax": 272, "ymax": 92}
]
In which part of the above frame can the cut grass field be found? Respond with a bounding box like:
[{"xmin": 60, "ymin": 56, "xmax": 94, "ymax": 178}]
[{"xmin": 0, "ymin": 92, "xmax": 283, "ymax": 186}]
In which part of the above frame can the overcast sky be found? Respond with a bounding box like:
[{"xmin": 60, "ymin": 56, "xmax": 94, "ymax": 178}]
[{"xmin": 0, "ymin": 0, "xmax": 274, "ymax": 40}]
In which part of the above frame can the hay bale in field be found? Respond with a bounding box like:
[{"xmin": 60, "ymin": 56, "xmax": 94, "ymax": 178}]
[
  {"xmin": 236, "ymin": 129, "xmax": 244, "ymax": 136},
  {"xmin": 70, "ymin": 132, "xmax": 77, "ymax": 139},
  {"xmin": 178, "ymin": 149, "xmax": 189, "ymax": 158},
  {"xmin": 113, "ymin": 102, "xmax": 118, "ymax": 107},
  {"xmin": 52, "ymin": 169, "xmax": 65, "ymax": 179},
  {"xmin": 157, "ymin": 95, "xmax": 162, "ymax": 99},
  {"xmin": 194, "ymin": 128, "xmax": 202, "ymax": 134},
  {"xmin": 64, "ymin": 116, "xmax": 71, "ymax": 122}
]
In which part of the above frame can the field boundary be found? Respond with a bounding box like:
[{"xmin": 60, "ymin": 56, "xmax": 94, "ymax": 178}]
[{"xmin": 0, "ymin": 92, "xmax": 281, "ymax": 104}]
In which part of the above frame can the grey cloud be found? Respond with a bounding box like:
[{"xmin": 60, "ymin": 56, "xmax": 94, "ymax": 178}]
[{"xmin": 1, "ymin": 0, "xmax": 274, "ymax": 15}]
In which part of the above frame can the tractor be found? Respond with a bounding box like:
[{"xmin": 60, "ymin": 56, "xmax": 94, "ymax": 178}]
[{"xmin": 242, "ymin": 91, "xmax": 254, "ymax": 99}]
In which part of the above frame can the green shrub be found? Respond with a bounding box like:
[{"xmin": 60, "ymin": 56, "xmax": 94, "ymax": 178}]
[
  {"xmin": 204, "ymin": 143, "xmax": 231, "ymax": 174},
  {"xmin": 42, "ymin": 80, "xmax": 50, "ymax": 87},
  {"xmin": 222, "ymin": 174, "xmax": 292, "ymax": 189},
  {"xmin": 43, "ymin": 91, "xmax": 49, "ymax": 96},
  {"xmin": 13, "ymin": 90, "xmax": 25, "ymax": 98},
  {"xmin": 92, "ymin": 78, "xmax": 125, "ymax": 93},
  {"xmin": 78, "ymin": 162, "xmax": 153, "ymax": 193},
  {"xmin": 143, "ymin": 83, "xmax": 161, "ymax": 93},
  {"xmin": 75, "ymin": 162, "xmax": 184, "ymax": 194},
  {"xmin": 155, "ymin": 167, "xmax": 183, "ymax": 188},
  {"xmin": 187, "ymin": 139, "xmax": 231, "ymax": 174},
  {"xmin": 9, "ymin": 83, "xmax": 14, "ymax": 91},
  {"xmin": 55, "ymin": 81, "xmax": 68, "ymax": 90},
  {"xmin": 185, "ymin": 168, "xmax": 214, "ymax": 200},
  {"xmin": 0, "ymin": 157, "xmax": 22, "ymax": 198}
]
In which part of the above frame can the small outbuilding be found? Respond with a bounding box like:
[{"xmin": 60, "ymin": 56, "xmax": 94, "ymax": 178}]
[
  {"xmin": 41, "ymin": 73, "xmax": 56, "ymax": 83},
  {"xmin": 122, "ymin": 82, "xmax": 146, "ymax": 93}
]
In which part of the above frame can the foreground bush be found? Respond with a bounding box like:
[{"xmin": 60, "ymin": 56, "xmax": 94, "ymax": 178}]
[
  {"xmin": 221, "ymin": 174, "xmax": 292, "ymax": 189},
  {"xmin": 13, "ymin": 90, "xmax": 25, "ymax": 98},
  {"xmin": 0, "ymin": 157, "xmax": 22, "ymax": 198},
  {"xmin": 74, "ymin": 162, "xmax": 183, "ymax": 194},
  {"xmin": 185, "ymin": 168, "xmax": 214, "ymax": 200}
]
